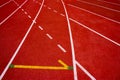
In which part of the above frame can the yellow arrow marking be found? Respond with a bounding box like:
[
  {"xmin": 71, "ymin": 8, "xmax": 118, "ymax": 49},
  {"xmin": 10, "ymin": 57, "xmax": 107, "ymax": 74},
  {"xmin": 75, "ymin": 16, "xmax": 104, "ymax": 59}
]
[{"xmin": 10, "ymin": 60, "xmax": 73, "ymax": 70}]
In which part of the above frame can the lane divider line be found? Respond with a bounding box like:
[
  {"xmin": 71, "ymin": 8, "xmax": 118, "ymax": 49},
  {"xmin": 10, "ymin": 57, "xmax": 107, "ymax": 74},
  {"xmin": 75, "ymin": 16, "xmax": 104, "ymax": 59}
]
[
  {"xmin": 12, "ymin": 0, "xmax": 19, "ymax": 6},
  {"xmin": 0, "ymin": 0, "xmax": 45, "ymax": 79},
  {"xmin": 60, "ymin": 13, "xmax": 65, "ymax": 17},
  {"xmin": 67, "ymin": 4, "xmax": 120, "ymax": 24},
  {"xmin": 0, "ymin": 0, "xmax": 28, "ymax": 26},
  {"xmin": 57, "ymin": 44, "xmax": 67, "ymax": 53},
  {"xmin": 0, "ymin": 0, "xmax": 11, "ymax": 8},
  {"xmin": 9, "ymin": 60, "xmax": 73, "ymax": 70},
  {"xmin": 53, "ymin": 10, "xmax": 58, "ymax": 13},
  {"xmin": 38, "ymin": 26, "xmax": 43, "ymax": 30},
  {"xmin": 61, "ymin": 0, "xmax": 78, "ymax": 80},
  {"xmin": 48, "ymin": 7, "xmax": 51, "ymax": 10},
  {"xmin": 24, "ymin": 11, "xmax": 28, "ymax": 15},
  {"xmin": 76, "ymin": 60, "xmax": 96, "ymax": 80},
  {"xmin": 28, "ymin": 15, "xmax": 31, "ymax": 19},
  {"xmin": 46, "ymin": 33, "xmax": 53, "ymax": 40}
]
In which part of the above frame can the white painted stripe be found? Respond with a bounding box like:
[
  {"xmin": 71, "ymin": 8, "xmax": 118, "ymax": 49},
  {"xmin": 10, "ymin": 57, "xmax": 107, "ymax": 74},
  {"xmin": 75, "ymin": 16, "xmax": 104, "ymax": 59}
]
[
  {"xmin": 12, "ymin": 0, "xmax": 19, "ymax": 6},
  {"xmin": 53, "ymin": 10, "xmax": 58, "ymax": 13},
  {"xmin": 0, "ymin": 0, "xmax": 28, "ymax": 26},
  {"xmin": 46, "ymin": 34, "xmax": 53, "ymax": 40},
  {"xmin": 28, "ymin": 15, "xmax": 31, "ymax": 19},
  {"xmin": 77, "ymin": 0, "xmax": 120, "ymax": 12},
  {"xmin": 67, "ymin": 4, "xmax": 120, "ymax": 24},
  {"xmin": 38, "ymin": 26, "xmax": 43, "ymax": 30},
  {"xmin": 48, "ymin": 7, "xmax": 51, "ymax": 10},
  {"xmin": 0, "ymin": 0, "xmax": 11, "ymax": 8},
  {"xmin": 21, "ymin": 9, "xmax": 24, "ymax": 11},
  {"xmin": 60, "ymin": 13, "xmax": 65, "ymax": 17},
  {"xmin": 57, "ymin": 44, "xmax": 67, "ymax": 53},
  {"xmin": 97, "ymin": 0, "xmax": 120, "ymax": 6},
  {"xmin": 43, "ymin": 5, "xmax": 46, "ymax": 7},
  {"xmin": 0, "ymin": 0, "xmax": 45, "ymax": 79},
  {"xmin": 76, "ymin": 61, "xmax": 96, "ymax": 80},
  {"xmin": 61, "ymin": 0, "xmax": 78, "ymax": 80},
  {"xmin": 69, "ymin": 18, "xmax": 120, "ymax": 46},
  {"xmin": 24, "ymin": 11, "xmax": 28, "ymax": 15}
]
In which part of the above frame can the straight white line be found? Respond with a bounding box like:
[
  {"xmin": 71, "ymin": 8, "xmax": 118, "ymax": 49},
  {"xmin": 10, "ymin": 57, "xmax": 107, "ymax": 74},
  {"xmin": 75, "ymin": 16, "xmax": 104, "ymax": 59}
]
[
  {"xmin": 76, "ymin": 61, "xmax": 96, "ymax": 80},
  {"xmin": 53, "ymin": 10, "xmax": 58, "ymax": 13},
  {"xmin": 69, "ymin": 18, "xmax": 120, "ymax": 47},
  {"xmin": 48, "ymin": 7, "xmax": 51, "ymax": 10},
  {"xmin": 28, "ymin": 15, "xmax": 31, "ymax": 19},
  {"xmin": 97, "ymin": 0, "xmax": 120, "ymax": 6},
  {"xmin": 60, "ymin": 13, "xmax": 65, "ymax": 17},
  {"xmin": 57, "ymin": 44, "xmax": 67, "ymax": 53},
  {"xmin": 61, "ymin": 0, "xmax": 78, "ymax": 80},
  {"xmin": 0, "ymin": 0, "xmax": 45, "ymax": 79},
  {"xmin": 67, "ymin": 4, "xmax": 120, "ymax": 24},
  {"xmin": 77, "ymin": 0, "xmax": 120, "ymax": 12},
  {"xmin": 0, "ymin": 0, "xmax": 28, "ymax": 26},
  {"xmin": 0, "ymin": 0, "xmax": 11, "ymax": 8},
  {"xmin": 12, "ymin": 0, "xmax": 19, "ymax": 6},
  {"xmin": 46, "ymin": 33, "xmax": 53, "ymax": 40},
  {"xmin": 38, "ymin": 26, "xmax": 43, "ymax": 30}
]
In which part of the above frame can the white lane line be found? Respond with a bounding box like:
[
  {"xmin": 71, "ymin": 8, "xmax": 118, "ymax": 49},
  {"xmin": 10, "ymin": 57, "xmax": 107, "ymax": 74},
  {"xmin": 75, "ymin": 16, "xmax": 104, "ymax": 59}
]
[
  {"xmin": 76, "ymin": 61, "xmax": 96, "ymax": 80},
  {"xmin": 69, "ymin": 18, "xmax": 120, "ymax": 47},
  {"xmin": 61, "ymin": 0, "xmax": 78, "ymax": 80},
  {"xmin": 57, "ymin": 44, "xmax": 67, "ymax": 53},
  {"xmin": 53, "ymin": 10, "xmax": 58, "ymax": 13},
  {"xmin": 38, "ymin": 26, "xmax": 43, "ymax": 30},
  {"xmin": 0, "ymin": 0, "xmax": 11, "ymax": 8},
  {"xmin": 46, "ymin": 33, "xmax": 53, "ymax": 40},
  {"xmin": 33, "ymin": 20, "xmax": 36, "ymax": 24},
  {"xmin": 24, "ymin": 11, "xmax": 28, "ymax": 15},
  {"xmin": 0, "ymin": 0, "xmax": 45, "ymax": 79},
  {"xmin": 28, "ymin": 15, "xmax": 31, "ymax": 19},
  {"xmin": 0, "ymin": 0, "xmax": 28, "ymax": 26},
  {"xmin": 12, "ymin": 0, "xmax": 19, "ymax": 6},
  {"xmin": 60, "ymin": 13, "xmax": 65, "ymax": 17},
  {"xmin": 77, "ymin": 0, "xmax": 120, "ymax": 12},
  {"xmin": 97, "ymin": 0, "xmax": 120, "ymax": 6},
  {"xmin": 67, "ymin": 4, "xmax": 120, "ymax": 24},
  {"xmin": 48, "ymin": 7, "xmax": 51, "ymax": 10}
]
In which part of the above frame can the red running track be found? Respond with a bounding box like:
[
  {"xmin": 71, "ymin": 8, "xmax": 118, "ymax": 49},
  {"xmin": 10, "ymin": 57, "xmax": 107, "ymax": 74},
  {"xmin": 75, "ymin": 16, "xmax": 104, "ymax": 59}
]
[{"xmin": 0, "ymin": 0, "xmax": 120, "ymax": 80}]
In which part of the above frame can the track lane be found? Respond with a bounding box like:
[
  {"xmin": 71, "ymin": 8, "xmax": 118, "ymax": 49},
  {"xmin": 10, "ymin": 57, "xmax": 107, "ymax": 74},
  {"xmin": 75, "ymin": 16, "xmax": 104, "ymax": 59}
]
[
  {"xmin": 0, "ymin": 1, "xmax": 17, "ymax": 22},
  {"xmin": 66, "ymin": 4, "xmax": 120, "ymax": 44},
  {"xmin": 70, "ymin": 21, "xmax": 120, "ymax": 80},
  {"xmin": 84, "ymin": 0, "xmax": 120, "ymax": 11},
  {"xmin": 72, "ymin": 0, "xmax": 120, "ymax": 22}
]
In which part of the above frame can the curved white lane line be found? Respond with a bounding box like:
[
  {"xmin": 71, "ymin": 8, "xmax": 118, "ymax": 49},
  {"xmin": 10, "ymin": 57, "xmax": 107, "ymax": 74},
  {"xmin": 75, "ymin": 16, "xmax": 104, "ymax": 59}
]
[
  {"xmin": 0, "ymin": 0, "xmax": 28, "ymax": 26},
  {"xmin": 0, "ymin": 0, "xmax": 12, "ymax": 8},
  {"xmin": 60, "ymin": 0, "xmax": 78, "ymax": 80},
  {"xmin": 0, "ymin": 0, "xmax": 45, "ymax": 79},
  {"xmin": 67, "ymin": 4, "xmax": 120, "ymax": 24}
]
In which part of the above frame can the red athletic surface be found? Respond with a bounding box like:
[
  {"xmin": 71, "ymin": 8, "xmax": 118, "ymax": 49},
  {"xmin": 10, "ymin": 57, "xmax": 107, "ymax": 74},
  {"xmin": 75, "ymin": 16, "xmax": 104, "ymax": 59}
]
[{"xmin": 0, "ymin": 0, "xmax": 120, "ymax": 80}]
